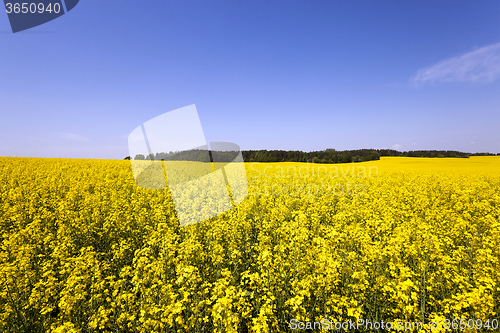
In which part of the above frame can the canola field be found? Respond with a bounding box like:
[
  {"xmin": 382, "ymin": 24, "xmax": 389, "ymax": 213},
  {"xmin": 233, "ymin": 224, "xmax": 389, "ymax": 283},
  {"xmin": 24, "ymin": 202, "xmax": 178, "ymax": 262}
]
[{"xmin": 1, "ymin": 156, "xmax": 500, "ymax": 332}]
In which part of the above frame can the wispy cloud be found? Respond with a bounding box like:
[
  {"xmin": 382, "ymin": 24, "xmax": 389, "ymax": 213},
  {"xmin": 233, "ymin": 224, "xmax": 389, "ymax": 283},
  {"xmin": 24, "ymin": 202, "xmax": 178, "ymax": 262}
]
[
  {"xmin": 57, "ymin": 132, "xmax": 90, "ymax": 142},
  {"xmin": 392, "ymin": 143, "xmax": 402, "ymax": 149},
  {"xmin": 412, "ymin": 42, "xmax": 500, "ymax": 85}
]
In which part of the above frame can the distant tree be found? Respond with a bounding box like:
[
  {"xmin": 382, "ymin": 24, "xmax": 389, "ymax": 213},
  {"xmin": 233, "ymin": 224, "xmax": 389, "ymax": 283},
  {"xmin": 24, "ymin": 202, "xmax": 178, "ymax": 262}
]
[
  {"xmin": 146, "ymin": 153, "xmax": 155, "ymax": 160},
  {"xmin": 198, "ymin": 152, "xmax": 210, "ymax": 162},
  {"xmin": 368, "ymin": 151, "xmax": 380, "ymax": 161},
  {"xmin": 134, "ymin": 154, "xmax": 145, "ymax": 160},
  {"xmin": 312, "ymin": 156, "xmax": 319, "ymax": 163},
  {"xmin": 124, "ymin": 156, "xmax": 131, "ymax": 160}
]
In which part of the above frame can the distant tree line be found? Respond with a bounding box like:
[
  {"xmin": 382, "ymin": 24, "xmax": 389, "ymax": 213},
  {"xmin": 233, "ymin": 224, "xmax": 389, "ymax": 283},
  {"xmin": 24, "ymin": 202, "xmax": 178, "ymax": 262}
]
[
  {"xmin": 127, "ymin": 149, "xmax": 499, "ymax": 163},
  {"xmin": 470, "ymin": 152, "xmax": 498, "ymax": 156},
  {"xmin": 131, "ymin": 149, "xmax": 239, "ymax": 163},
  {"xmin": 129, "ymin": 148, "xmax": 381, "ymax": 163},
  {"xmin": 375, "ymin": 149, "xmax": 470, "ymax": 158},
  {"xmin": 241, "ymin": 149, "xmax": 380, "ymax": 163},
  {"xmin": 376, "ymin": 149, "xmax": 499, "ymax": 158}
]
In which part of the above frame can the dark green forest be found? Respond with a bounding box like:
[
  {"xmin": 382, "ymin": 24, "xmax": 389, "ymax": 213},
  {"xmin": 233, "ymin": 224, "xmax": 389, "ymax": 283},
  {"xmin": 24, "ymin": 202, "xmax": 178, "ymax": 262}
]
[
  {"xmin": 126, "ymin": 149, "xmax": 499, "ymax": 163},
  {"xmin": 242, "ymin": 149, "xmax": 380, "ymax": 163}
]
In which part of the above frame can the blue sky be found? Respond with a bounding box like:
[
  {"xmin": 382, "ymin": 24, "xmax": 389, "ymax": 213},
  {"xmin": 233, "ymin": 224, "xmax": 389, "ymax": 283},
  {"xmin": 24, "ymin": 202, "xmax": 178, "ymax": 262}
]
[{"xmin": 1, "ymin": 0, "xmax": 500, "ymax": 159}]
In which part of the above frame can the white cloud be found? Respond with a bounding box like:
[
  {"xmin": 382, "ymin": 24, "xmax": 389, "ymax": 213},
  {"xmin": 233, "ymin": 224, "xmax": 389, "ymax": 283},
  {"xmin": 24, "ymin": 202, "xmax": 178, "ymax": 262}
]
[
  {"xmin": 392, "ymin": 143, "xmax": 402, "ymax": 149},
  {"xmin": 412, "ymin": 42, "xmax": 500, "ymax": 85}
]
